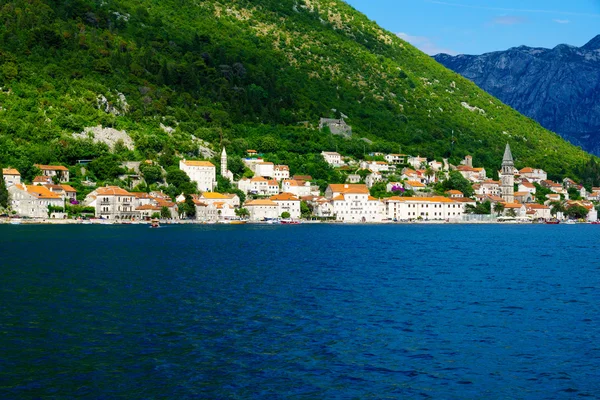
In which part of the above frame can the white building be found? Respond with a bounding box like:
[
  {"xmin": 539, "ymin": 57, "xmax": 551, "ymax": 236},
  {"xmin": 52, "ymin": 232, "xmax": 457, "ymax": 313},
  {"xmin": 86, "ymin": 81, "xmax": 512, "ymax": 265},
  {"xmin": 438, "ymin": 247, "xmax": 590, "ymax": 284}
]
[
  {"xmin": 194, "ymin": 201, "xmax": 219, "ymax": 222},
  {"xmin": 407, "ymin": 156, "xmax": 428, "ymax": 169},
  {"xmin": 476, "ymin": 180, "xmax": 501, "ymax": 196},
  {"xmin": 281, "ymin": 179, "xmax": 311, "ymax": 197},
  {"xmin": 254, "ymin": 162, "xmax": 275, "ymax": 178},
  {"xmin": 86, "ymin": 186, "xmax": 139, "ymax": 220},
  {"xmin": 8, "ymin": 184, "xmax": 64, "ymax": 218},
  {"xmin": 273, "ymin": 165, "xmax": 290, "ymax": 180},
  {"xmin": 525, "ymin": 204, "xmax": 552, "ymax": 219},
  {"xmin": 325, "ymin": 184, "xmax": 384, "ymax": 222},
  {"xmin": 384, "ymin": 196, "xmax": 466, "ymax": 221},
  {"xmin": 237, "ymin": 177, "xmax": 279, "ymax": 196},
  {"xmin": 220, "ymin": 148, "xmax": 234, "ymax": 181},
  {"xmin": 270, "ymin": 193, "xmax": 301, "ymax": 219},
  {"xmin": 179, "ymin": 159, "xmax": 216, "ymax": 192},
  {"xmin": 365, "ymin": 172, "xmax": 383, "ymax": 188},
  {"xmin": 518, "ymin": 180, "xmax": 536, "ymax": 194},
  {"xmin": 34, "ymin": 164, "xmax": 70, "ymax": 182},
  {"xmin": 2, "ymin": 168, "xmax": 21, "ymax": 186},
  {"xmin": 384, "ymin": 154, "xmax": 407, "ymax": 164},
  {"xmin": 321, "ymin": 151, "xmax": 343, "ymax": 167},
  {"xmin": 360, "ymin": 161, "xmax": 391, "ymax": 173},
  {"xmin": 244, "ymin": 199, "xmax": 280, "ymax": 221},
  {"xmin": 519, "ymin": 167, "xmax": 547, "ymax": 183}
]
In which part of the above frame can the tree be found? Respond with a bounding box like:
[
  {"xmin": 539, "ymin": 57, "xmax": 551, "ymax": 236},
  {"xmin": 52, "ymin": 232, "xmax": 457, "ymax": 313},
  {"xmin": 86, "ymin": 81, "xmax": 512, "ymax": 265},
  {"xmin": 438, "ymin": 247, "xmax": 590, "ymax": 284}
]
[
  {"xmin": 281, "ymin": 211, "xmax": 291, "ymax": 219},
  {"xmin": 566, "ymin": 205, "xmax": 589, "ymax": 220},
  {"xmin": 184, "ymin": 194, "xmax": 196, "ymax": 218},
  {"xmin": 437, "ymin": 171, "xmax": 474, "ymax": 197},
  {"xmin": 493, "ymin": 202, "xmax": 505, "ymax": 216},
  {"xmin": 235, "ymin": 208, "xmax": 249, "ymax": 218},
  {"xmin": 300, "ymin": 201, "xmax": 312, "ymax": 218},
  {"xmin": 550, "ymin": 201, "xmax": 566, "ymax": 217},
  {"xmin": 0, "ymin": 169, "xmax": 8, "ymax": 209},
  {"xmin": 140, "ymin": 163, "xmax": 163, "ymax": 185},
  {"xmin": 160, "ymin": 206, "xmax": 171, "ymax": 219},
  {"xmin": 151, "ymin": 212, "xmax": 161, "ymax": 219},
  {"xmin": 506, "ymin": 208, "xmax": 517, "ymax": 218}
]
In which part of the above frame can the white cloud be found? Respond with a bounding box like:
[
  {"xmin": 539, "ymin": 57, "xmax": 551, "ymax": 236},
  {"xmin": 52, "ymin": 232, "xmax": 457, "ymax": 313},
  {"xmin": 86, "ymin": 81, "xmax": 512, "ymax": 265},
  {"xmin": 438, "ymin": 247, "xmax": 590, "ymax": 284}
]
[
  {"xmin": 491, "ymin": 15, "xmax": 527, "ymax": 25},
  {"xmin": 553, "ymin": 19, "xmax": 571, "ymax": 24},
  {"xmin": 396, "ymin": 32, "xmax": 457, "ymax": 55}
]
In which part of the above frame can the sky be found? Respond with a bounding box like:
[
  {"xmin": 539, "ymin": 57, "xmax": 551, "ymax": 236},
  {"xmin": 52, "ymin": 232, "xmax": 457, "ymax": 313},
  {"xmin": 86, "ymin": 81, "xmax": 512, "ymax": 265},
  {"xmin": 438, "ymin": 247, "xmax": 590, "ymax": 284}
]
[{"xmin": 344, "ymin": 0, "xmax": 600, "ymax": 55}]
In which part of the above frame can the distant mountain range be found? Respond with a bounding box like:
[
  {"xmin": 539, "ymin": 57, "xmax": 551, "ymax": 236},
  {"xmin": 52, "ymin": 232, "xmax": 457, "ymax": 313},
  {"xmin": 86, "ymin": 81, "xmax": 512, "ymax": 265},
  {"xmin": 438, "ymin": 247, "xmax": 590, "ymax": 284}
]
[{"xmin": 435, "ymin": 35, "xmax": 600, "ymax": 155}]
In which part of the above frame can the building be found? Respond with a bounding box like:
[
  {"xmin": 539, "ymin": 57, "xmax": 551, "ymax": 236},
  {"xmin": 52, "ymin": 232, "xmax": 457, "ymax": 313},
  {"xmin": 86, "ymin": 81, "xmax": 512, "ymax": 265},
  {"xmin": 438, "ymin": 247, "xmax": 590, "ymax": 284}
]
[
  {"xmin": 34, "ymin": 164, "xmax": 70, "ymax": 182},
  {"xmin": 519, "ymin": 167, "xmax": 547, "ymax": 183},
  {"xmin": 254, "ymin": 162, "xmax": 275, "ymax": 178},
  {"xmin": 500, "ymin": 143, "xmax": 515, "ymax": 203},
  {"xmin": 384, "ymin": 154, "xmax": 407, "ymax": 164},
  {"xmin": 407, "ymin": 156, "xmax": 427, "ymax": 169},
  {"xmin": 2, "ymin": 168, "xmax": 20, "ymax": 186},
  {"xmin": 273, "ymin": 165, "xmax": 290, "ymax": 181},
  {"xmin": 404, "ymin": 180, "xmax": 426, "ymax": 192},
  {"xmin": 321, "ymin": 151, "xmax": 343, "ymax": 167},
  {"xmin": 220, "ymin": 148, "xmax": 234, "ymax": 181},
  {"xmin": 518, "ymin": 180, "xmax": 536, "ymax": 194},
  {"xmin": 179, "ymin": 159, "xmax": 216, "ymax": 192},
  {"xmin": 244, "ymin": 199, "xmax": 280, "ymax": 221},
  {"xmin": 384, "ymin": 196, "xmax": 466, "ymax": 221},
  {"xmin": 365, "ymin": 172, "xmax": 383, "ymax": 188},
  {"xmin": 270, "ymin": 193, "xmax": 301, "ymax": 219},
  {"xmin": 476, "ymin": 180, "xmax": 501, "ymax": 196},
  {"xmin": 238, "ymin": 177, "xmax": 280, "ymax": 196},
  {"xmin": 525, "ymin": 204, "xmax": 552, "ymax": 219},
  {"xmin": 8, "ymin": 184, "xmax": 64, "ymax": 218},
  {"xmin": 87, "ymin": 186, "xmax": 139, "ymax": 220},
  {"xmin": 325, "ymin": 184, "xmax": 384, "ymax": 222},
  {"xmin": 281, "ymin": 179, "xmax": 311, "ymax": 197},
  {"xmin": 194, "ymin": 201, "xmax": 219, "ymax": 222}
]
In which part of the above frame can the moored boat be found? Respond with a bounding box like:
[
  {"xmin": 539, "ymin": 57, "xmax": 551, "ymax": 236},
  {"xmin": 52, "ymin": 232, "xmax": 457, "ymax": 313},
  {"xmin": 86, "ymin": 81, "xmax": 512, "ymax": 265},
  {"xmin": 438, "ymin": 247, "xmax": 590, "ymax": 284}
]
[{"xmin": 150, "ymin": 218, "xmax": 160, "ymax": 228}]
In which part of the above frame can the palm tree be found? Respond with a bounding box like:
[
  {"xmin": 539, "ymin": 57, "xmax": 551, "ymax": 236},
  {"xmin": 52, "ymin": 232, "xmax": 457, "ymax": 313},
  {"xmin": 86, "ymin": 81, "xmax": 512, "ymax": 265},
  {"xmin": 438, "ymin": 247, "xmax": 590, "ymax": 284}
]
[
  {"xmin": 493, "ymin": 202, "xmax": 505, "ymax": 216},
  {"xmin": 550, "ymin": 201, "xmax": 566, "ymax": 217}
]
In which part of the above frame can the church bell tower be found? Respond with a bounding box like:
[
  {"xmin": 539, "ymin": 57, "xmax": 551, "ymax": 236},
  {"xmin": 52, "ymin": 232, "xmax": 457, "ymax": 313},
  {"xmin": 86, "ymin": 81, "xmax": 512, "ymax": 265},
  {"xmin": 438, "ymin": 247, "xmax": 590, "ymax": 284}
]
[{"xmin": 501, "ymin": 143, "xmax": 514, "ymax": 203}]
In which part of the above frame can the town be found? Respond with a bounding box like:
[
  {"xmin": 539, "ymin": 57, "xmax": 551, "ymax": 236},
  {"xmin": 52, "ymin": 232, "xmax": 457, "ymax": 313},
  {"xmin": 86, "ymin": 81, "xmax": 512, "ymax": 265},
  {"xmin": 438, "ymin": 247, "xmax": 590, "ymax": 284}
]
[{"xmin": 0, "ymin": 143, "xmax": 598, "ymax": 224}]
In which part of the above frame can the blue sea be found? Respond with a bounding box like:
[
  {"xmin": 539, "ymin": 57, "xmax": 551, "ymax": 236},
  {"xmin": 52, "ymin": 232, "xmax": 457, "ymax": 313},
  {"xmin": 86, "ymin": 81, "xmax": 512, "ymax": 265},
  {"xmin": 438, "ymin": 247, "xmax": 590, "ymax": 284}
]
[{"xmin": 1, "ymin": 224, "xmax": 599, "ymax": 398}]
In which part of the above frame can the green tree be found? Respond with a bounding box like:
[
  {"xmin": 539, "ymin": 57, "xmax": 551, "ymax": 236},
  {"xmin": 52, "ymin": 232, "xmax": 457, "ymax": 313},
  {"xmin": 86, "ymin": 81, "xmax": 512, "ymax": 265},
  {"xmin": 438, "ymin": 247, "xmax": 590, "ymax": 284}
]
[
  {"xmin": 550, "ymin": 201, "xmax": 566, "ymax": 216},
  {"xmin": 160, "ymin": 206, "xmax": 171, "ymax": 219},
  {"xmin": 437, "ymin": 171, "xmax": 474, "ymax": 197},
  {"xmin": 566, "ymin": 205, "xmax": 589, "ymax": 219},
  {"xmin": 281, "ymin": 211, "xmax": 291, "ymax": 219},
  {"xmin": 184, "ymin": 194, "xmax": 196, "ymax": 218},
  {"xmin": 235, "ymin": 208, "xmax": 249, "ymax": 218},
  {"xmin": 493, "ymin": 202, "xmax": 505, "ymax": 216},
  {"xmin": 140, "ymin": 163, "xmax": 163, "ymax": 185},
  {"xmin": 87, "ymin": 155, "xmax": 125, "ymax": 181},
  {"xmin": 0, "ymin": 169, "xmax": 9, "ymax": 209},
  {"xmin": 300, "ymin": 200, "xmax": 312, "ymax": 218},
  {"xmin": 567, "ymin": 187, "xmax": 582, "ymax": 201}
]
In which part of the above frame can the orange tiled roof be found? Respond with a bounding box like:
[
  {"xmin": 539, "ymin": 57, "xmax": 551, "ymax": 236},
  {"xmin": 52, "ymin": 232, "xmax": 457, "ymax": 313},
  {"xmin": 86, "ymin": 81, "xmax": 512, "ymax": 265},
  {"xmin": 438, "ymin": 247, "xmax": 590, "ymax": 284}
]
[
  {"xmin": 34, "ymin": 164, "xmax": 69, "ymax": 171},
  {"xmin": 328, "ymin": 184, "xmax": 370, "ymax": 194},
  {"xmin": 60, "ymin": 184, "xmax": 77, "ymax": 193},
  {"xmin": 33, "ymin": 176, "xmax": 52, "ymax": 183},
  {"xmin": 97, "ymin": 186, "xmax": 132, "ymax": 196},
  {"xmin": 136, "ymin": 205, "xmax": 161, "ymax": 211},
  {"xmin": 181, "ymin": 160, "xmax": 215, "ymax": 167},
  {"xmin": 271, "ymin": 193, "xmax": 300, "ymax": 201},
  {"xmin": 201, "ymin": 192, "xmax": 228, "ymax": 199},
  {"xmin": 25, "ymin": 185, "xmax": 61, "ymax": 199},
  {"xmin": 245, "ymin": 199, "xmax": 278, "ymax": 206},
  {"xmin": 2, "ymin": 168, "xmax": 20, "ymax": 175},
  {"xmin": 405, "ymin": 180, "xmax": 425, "ymax": 187}
]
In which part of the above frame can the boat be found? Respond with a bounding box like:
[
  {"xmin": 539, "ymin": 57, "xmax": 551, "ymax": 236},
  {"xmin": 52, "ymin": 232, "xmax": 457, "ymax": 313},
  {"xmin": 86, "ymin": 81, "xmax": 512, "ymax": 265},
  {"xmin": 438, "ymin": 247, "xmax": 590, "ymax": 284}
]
[
  {"xmin": 230, "ymin": 220, "xmax": 247, "ymax": 225},
  {"xmin": 9, "ymin": 218, "xmax": 22, "ymax": 225},
  {"xmin": 150, "ymin": 218, "xmax": 160, "ymax": 228},
  {"xmin": 545, "ymin": 219, "xmax": 560, "ymax": 224},
  {"xmin": 280, "ymin": 219, "xmax": 301, "ymax": 224}
]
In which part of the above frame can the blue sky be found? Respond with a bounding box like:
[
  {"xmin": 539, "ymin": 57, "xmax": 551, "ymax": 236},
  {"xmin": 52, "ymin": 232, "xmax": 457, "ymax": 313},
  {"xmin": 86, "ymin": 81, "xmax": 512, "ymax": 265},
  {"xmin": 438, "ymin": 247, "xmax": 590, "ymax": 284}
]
[{"xmin": 344, "ymin": 0, "xmax": 600, "ymax": 55}]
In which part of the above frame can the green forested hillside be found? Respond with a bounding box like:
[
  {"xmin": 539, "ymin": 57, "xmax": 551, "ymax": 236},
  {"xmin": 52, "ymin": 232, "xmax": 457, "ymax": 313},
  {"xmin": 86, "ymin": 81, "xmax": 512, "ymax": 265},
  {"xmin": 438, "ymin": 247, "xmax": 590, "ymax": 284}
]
[{"xmin": 0, "ymin": 0, "xmax": 595, "ymax": 183}]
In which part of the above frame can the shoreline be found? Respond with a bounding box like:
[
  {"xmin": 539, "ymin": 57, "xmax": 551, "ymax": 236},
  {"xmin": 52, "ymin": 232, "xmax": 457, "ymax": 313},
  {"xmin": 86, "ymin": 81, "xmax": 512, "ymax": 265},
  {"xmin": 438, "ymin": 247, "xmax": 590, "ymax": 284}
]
[{"xmin": 0, "ymin": 218, "xmax": 585, "ymax": 226}]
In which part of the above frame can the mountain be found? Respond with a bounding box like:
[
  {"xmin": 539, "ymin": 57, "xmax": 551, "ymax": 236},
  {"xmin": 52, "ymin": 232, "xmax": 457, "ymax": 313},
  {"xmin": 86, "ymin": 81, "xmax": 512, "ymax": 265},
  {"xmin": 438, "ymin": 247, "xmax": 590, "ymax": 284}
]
[
  {"xmin": 0, "ymin": 0, "xmax": 595, "ymax": 185},
  {"xmin": 435, "ymin": 35, "xmax": 600, "ymax": 155}
]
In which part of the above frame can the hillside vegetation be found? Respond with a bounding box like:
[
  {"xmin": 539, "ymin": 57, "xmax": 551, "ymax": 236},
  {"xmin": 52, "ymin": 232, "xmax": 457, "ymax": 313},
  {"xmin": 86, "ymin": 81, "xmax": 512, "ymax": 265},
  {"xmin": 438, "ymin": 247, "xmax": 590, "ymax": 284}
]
[{"xmin": 0, "ymin": 0, "xmax": 595, "ymax": 183}]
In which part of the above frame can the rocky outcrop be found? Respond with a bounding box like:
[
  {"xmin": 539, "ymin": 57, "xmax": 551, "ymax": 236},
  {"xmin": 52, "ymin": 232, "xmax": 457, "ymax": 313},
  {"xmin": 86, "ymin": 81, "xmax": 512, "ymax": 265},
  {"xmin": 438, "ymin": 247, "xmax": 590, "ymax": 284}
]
[{"xmin": 435, "ymin": 35, "xmax": 600, "ymax": 155}]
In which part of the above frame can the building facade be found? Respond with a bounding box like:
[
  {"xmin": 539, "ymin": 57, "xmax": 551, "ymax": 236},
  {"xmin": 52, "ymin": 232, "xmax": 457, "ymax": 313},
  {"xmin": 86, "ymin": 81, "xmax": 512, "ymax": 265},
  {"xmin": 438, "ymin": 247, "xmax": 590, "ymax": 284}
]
[
  {"xmin": 180, "ymin": 159, "xmax": 216, "ymax": 192},
  {"xmin": 500, "ymin": 143, "xmax": 515, "ymax": 203}
]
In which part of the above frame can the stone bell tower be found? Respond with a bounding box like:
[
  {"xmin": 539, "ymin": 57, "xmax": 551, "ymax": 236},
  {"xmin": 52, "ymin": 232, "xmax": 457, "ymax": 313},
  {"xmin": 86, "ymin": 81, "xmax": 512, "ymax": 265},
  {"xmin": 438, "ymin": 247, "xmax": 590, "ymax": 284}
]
[{"xmin": 500, "ymin": 143, "xmax": 514, "ymax": 203}]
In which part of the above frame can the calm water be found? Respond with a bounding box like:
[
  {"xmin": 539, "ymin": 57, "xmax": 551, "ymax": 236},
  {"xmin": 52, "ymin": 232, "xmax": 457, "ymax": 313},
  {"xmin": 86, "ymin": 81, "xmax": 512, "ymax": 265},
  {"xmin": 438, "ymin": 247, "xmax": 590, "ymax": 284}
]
[{"xmin": 1, "ymin": 224, "xmax": 600, "ymax": 399}]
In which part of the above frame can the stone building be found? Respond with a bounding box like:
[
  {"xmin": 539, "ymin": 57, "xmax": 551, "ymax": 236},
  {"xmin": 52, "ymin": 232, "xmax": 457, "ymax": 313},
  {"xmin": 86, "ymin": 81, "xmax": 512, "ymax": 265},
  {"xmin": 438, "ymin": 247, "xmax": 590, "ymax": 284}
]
[{"xmin": 500, "ymin": 143, "xmax": 515, "ymax": 203}]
